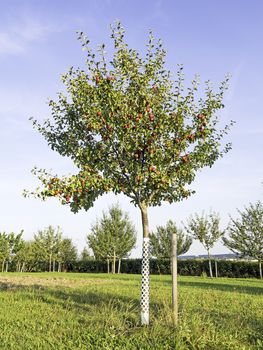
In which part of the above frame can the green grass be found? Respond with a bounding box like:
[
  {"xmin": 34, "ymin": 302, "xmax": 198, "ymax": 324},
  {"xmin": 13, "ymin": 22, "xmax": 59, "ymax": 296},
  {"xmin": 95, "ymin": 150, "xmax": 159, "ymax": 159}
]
[{"xmin": 0, "ymin": 273, "xmax": 262, "ymax": 349}]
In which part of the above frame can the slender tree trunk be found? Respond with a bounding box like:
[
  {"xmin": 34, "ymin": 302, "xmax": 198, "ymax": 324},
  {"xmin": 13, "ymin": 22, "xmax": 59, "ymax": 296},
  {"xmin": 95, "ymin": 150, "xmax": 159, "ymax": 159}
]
[
  {"xmin": 58, "ymin": 262, "xmax": 61, "ymax": 272},
  {"xmin": 49, "ymin": 254, "xmax": 52, "ymax": 272},
  {"xmin": 2, "ymin": 260, "xmax": 5, "ymax": 273},
  {"xmin": 112, "ymin": 250, "xmax": 116, "ymax": 274},
  {"xmin": 5, "ymin": 260, "xmax": 8, "ymax": 273},
  {"xmin": 140, "ymin": 203, "xmax": 150, "ymax": 326},
  {"xmin": 21, "ymin": 262, "xmax": 25, "ymax": 273},
  {"xmin": 171, "ymin": 233, "xmax": 178, "ymax": 326},
  {"xmin": 53, "ymin": 259, "xmax": 56, "ymax": 272},
  {"xmin": 259, "ymin": 260, "xmax": 262, "ymax": 279},
  {"xmin": 215, "ymin": 260, "xmax": 218, "ymax": 278},
  {"xmin": 208, "ymin": 251, "xmax": 213, "ymax": 278},
  {"xmin": 118, "ymin": 259, "xmax": 121, "ymax": 274}
]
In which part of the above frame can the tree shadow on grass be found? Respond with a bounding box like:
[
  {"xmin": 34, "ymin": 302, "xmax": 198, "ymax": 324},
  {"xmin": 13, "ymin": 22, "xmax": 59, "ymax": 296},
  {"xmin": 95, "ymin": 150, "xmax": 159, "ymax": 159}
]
[{"xmin": 0, "ymin": 279, "xmax": 262, "ymax": 345}]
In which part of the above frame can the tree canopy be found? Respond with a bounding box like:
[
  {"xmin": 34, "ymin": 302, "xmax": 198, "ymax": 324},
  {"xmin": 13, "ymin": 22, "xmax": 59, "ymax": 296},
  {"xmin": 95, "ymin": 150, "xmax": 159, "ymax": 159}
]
[
  {"xmin": 149, "ymin": 220, "xmax": 192, "ymax": 258},
  {"xmin": 223, "ymin": 201, "xmax": 263, "ymax": 279},
  {"xmin": 185, "ymin": 212, "xmax": 224, "ymax": 277},
  {"xmin": 25, "ymin": 22, "xmax": 233, "ymax": 212},
  {"xmin": 87, "ymin": 204, "xmax": 136, "ymax": 273}
]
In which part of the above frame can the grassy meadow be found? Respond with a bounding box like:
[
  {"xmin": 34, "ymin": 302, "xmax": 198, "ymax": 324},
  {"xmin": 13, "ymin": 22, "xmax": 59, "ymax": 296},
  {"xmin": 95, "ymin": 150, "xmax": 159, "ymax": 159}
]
[{"xmin": 0, "ymin": 273, "xmax": 262, "ymax": 350}]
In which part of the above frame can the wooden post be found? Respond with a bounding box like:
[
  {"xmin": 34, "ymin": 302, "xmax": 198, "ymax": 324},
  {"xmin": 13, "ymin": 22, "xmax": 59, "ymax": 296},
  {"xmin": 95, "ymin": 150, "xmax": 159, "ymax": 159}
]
[{"xmin": 171, "ymin": 233, "xmax": 178, "ymax": 326}]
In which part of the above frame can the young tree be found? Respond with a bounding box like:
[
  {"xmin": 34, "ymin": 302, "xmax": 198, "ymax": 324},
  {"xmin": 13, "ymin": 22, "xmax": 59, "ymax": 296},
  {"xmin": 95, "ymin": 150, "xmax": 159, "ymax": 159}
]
[
  {"xmin": 14, "ymin": 240, "xmax": 38, "ymax": 272},
  {"xmin": 150, "ymin": 220, "xmax": 192, "ymax": 258},
  {"xmin": 25, "ymin": 22, "xmax": 233, "ymax": 325},
  {"xmin": 87, "ymin": 204, "xmax": 136, "ymax": 273},
  {"xmin": 185, "ymin": 212, "xmax": 224, "ymax": 278},
  {"xmin": 57, "ymin": 238, "xmax": 78, "ymax": 272},
  {"xmin": 5, "ymin": 231, "xmax": 24, "ymax": 272},
  {"xmin": 80, "ymin": 247, "xmax": 92, "ymax": 261},
  {"xmin": 0, "ymin": 231, "xmax": 24, "ymax": 272},
  {"xmin": 34, "ymin": 226, "xmax": 63, "ymax": 272},
  {"xmin": 223, "ymin": 201, "xmax": 263, "ymax": 279},
  {"xmin": 0, "ymin": 233, "xmax": 9, "ymax": 272}
]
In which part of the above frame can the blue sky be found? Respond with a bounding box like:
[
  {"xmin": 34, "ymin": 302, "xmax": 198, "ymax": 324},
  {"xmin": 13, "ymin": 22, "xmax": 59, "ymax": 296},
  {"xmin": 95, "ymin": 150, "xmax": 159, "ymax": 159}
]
[{"xmin": 0, "ymin": 0, "xmax": 262, "ymax": 257}]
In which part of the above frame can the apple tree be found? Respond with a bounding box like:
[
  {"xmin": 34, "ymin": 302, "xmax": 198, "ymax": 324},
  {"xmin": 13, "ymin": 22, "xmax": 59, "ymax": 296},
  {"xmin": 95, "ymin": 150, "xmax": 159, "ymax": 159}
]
[{"xmin": 25, "ymin": 22, "xmax": 233, "ymax": 325}]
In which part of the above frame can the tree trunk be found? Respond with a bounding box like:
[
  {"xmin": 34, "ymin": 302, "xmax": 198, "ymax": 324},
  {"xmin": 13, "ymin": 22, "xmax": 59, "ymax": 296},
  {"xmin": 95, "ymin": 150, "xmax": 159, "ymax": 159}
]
[
  {"xmin": 2, "ymin": 260, "xmax": 5, "ymax": 273},
  {"xmin": 215, "ymin": 260, "xmax": 218, "ymax": 278},
  {"xmin": 118, "ymin": 259, "xmax": 121, "ymax": 274},
  {"xmin": 112, "ymin": 250, "xmax": 116, "ymax": 274},
  {"xmin": 140, "ymin": 203, "xmax": 150, "ymax": 326},
  {"xmin": 21, "ymin": 262, "xmax": 25, "ymax": 273},
  {"xmin": 49, "ymin": 254, "xmax": 52, "ymax": 272},
  {"xmin": 5, "ymin": 260, "xmax": 8, "ymax": 273},
  {"xmin": 58, "ymin": 262, "xmax": 61, "ymax": 273},
  {"xmin": 16, "ymin": 262, "xmax": 19, "ymax": 272},
  {"xmin": 259, "ymin": 260, "xmax": 262, "ymax": 279},
  {"xmin": 53, "ymin": 259, "xmax": 56, "ymax": 272},
  {"xmin": 208, "ymin": 251, "xmax": 213, "ymax": 278},
  {"xmin": 171, "ymin": 233, "xmax": 178, "ymax": 326}
]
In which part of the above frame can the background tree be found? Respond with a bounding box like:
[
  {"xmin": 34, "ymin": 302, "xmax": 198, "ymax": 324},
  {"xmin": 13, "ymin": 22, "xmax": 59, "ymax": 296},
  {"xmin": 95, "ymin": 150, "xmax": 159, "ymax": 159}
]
[
  {"xmin": 0, "ymin": 233, "xmax": 9, "ymax": 272},
  {"xmin": 185, "ymin": 212, "xmax": 224, "ymax": 278},
  {"xmin": 223, "ymin": 201, "xmax": 263, "ymax": 279},
  {"xmin": 25, "ymin": 22, "xmax": 233, "ymax": 325},
  {"xmin": 14, "ymin": 241, "xmax": 38, "ymax": 272},
  {"xmin": 34, "ymin": 226, "xmax": 63, "ymax": 272},
  {"xmin": 87, "ymin": 204, "xmax": 136, "ymax": 273},
  {"xmin": 0, "ymin": 231, "xmax": 24, "ymax": 272},
  {"xmin": 150, "ymin": 220, "xmax": 192, "ymax": 259},
  {"xmin": 80, "ymin": 247, "xmax": 92, "ymax": 261},
  {"xmin": 57, "ymin": 238, "xmax": 77, "ymax": 272},
  {"xmin": 5, "ymin": 231, "xmax": 24, "ymax": 272}
]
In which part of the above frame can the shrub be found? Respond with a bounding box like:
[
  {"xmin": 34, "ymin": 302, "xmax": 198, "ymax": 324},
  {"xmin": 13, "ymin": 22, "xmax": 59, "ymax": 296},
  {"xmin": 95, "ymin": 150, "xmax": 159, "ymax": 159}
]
[{"xmin": 71, "ymin": 258, "xmax": 261, "ymax": 278}]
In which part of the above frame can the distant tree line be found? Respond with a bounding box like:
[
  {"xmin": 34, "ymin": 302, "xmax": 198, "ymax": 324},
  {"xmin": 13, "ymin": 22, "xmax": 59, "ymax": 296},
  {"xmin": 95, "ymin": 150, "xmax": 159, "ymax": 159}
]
[
  {"xmin": 1, "ymin": 201, "xmax": 262, "ymax": 278},
  {"xmin": 0, "ymin": 226, "xmax": 77, "ymax": 272}
]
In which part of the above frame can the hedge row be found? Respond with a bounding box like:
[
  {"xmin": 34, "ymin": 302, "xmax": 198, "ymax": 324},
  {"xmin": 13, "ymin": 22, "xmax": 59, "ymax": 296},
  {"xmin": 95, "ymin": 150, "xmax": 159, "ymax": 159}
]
[{"xmin": 72, "ymin": 259, "xmax": 261, "ymax": 278}]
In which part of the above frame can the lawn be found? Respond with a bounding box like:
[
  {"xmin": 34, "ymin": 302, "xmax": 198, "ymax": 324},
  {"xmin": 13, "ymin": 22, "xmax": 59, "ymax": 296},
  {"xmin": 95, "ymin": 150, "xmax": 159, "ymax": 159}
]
[{"xmin": 0, "ymin": 273, "xmax": 262, "ymax": 350}]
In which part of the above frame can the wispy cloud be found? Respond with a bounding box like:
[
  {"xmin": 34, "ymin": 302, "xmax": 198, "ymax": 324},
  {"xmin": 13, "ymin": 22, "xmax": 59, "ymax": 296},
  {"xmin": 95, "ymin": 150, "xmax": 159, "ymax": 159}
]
[
  {"xmin": 0, "ymin": 32, "xmax": 24, "ymax": 54},
  {"xmin": 0, "ymin": 15, "xmax": 62, "ymax": 56}
]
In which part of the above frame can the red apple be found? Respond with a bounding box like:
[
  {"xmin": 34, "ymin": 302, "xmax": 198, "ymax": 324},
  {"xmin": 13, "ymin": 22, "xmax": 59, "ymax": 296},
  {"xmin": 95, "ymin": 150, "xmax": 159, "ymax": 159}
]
[
  {"xmin": 196, "ymin": 114, "xmax": 205, "ymax": 120},
  {"xmin": 182, "ymin": 154, "xmax": 189, "ymax": 163},
  {"xmin": 149, "ymin": 165, "xmax": 156, "ymax": 172},
  {"xmin": 107, "ymin": 75, "xmax": 115, "ymax": 82},
  {"xmin": 65, "ymin": 195, "xmax": 71, "ymax": 203},
  {"xmin": 149, "ymin": 114, "xmax": 155, "ymax": 122},
  {"xmin": 106, "ymin": 124, "xmax": 113, "ymax": 132}
]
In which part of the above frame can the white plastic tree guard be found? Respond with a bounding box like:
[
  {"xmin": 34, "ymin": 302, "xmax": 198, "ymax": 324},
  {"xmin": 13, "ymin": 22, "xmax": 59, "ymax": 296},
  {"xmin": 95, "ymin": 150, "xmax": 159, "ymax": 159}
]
[{"xmin": 141, "ymin": 237, "xmax": 150, "ymax": 325}]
